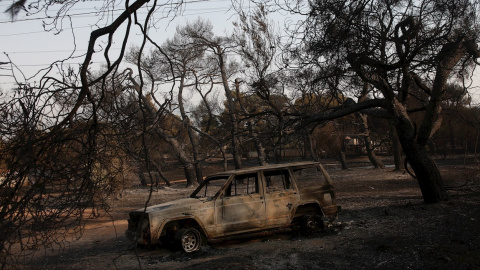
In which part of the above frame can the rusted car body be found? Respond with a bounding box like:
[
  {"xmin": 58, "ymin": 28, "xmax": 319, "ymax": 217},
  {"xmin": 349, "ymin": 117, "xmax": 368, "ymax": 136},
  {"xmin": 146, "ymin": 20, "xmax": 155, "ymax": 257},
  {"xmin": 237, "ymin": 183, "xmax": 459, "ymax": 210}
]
[{"xmin": 126, "ymin": 161, "xmax": 340, "ymax": 252}]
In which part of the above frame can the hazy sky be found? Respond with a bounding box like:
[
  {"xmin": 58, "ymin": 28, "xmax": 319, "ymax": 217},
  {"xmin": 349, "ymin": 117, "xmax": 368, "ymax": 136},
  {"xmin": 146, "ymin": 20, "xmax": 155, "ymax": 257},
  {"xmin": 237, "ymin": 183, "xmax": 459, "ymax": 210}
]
[
  {"xmin": 1, "ymin": 0, "xmax": 479, "ymax": 103},
  {"xmin": 0, "ymin": 0, "xmax": 247, "ymax": 89}
]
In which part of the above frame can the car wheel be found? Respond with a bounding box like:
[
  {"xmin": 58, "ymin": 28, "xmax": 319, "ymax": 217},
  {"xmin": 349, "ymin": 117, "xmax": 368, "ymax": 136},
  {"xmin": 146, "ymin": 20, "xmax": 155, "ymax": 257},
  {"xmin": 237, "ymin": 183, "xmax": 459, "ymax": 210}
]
[
  {"xmin": 302, "ymin": 214, "xmax": 324, "ymax": 236},
  {"xmin": 175, "ymin": 228, "xmax": 202, "ymax": 253}
]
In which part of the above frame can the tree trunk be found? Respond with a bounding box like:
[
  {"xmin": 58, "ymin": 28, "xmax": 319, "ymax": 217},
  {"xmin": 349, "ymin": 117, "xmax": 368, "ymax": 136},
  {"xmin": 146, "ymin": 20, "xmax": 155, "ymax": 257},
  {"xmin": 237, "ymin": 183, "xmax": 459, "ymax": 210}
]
[
  {"xmin": 159, "ymin": 132, "xmax": 197, "ymax": 187},
  {"xmin": 474, "ymin": 132, "xmax": 479, "ymax": 165},
  {"xmin": 139, "ymin": 173, "xmax": 147, "ymax": 186},
  {"xmin": 235, "ymin": 79, "xmax": 267, "ymax": 166},
  {"xmin": 187, "ymin": 125, "xmax": 203, "ymax": 184},
  {"xmin": 127, "ymin": 71, "xmax": 196, "ymax": 186},
  {"xmin": 394, "ymin": 104, "xmax": 448, "ymax": 203},
  {"xmin": 232, "ymin": 138, "xmax": 242, "ymax": 169},
  {"xmin": 389, "ymin": 120, "xmax": 403, "ymax": 171},
  {"xmin": 150, "ymin": 161, "xmax": 171, "ymax": 186},
  {"xmin": 308, "ymin": 131, "xmax": 320, "ymax": 161},
  {"xmin": 339, "ymin": 135, "xmax": 348, "ymax": 169},
  {"xmin": 183, "ymin": 163, "xmax": 197, "ymax": 187},
  {"xmin": 448, "ymin": 121, "xmax": 456, "ymax": 158},
  {"xmin": 178, "ymin": 73, "xmax": 204, "ymax": 185},
  {"xmin": 190, "ymin": 125, "xmax": 229, "ymax": 171},
  {"xmin": 194, "ymin": 163, "xmax": 204, "ymax": 185},
  {"xmin": 339, "ymin": 151, "xmax": 348, "ymax": 170},
  {"xmin": 364, "ymin": 136, "xmax": 385, "ymax": 169},
  {"xmin": 217, "ymin": 47, "xmax": 241, "ymax": 169},
  {"xmin": 400, "ymin": 139, "xmax": 448, "ymax": 203},
  {"xmin": 248, "ymin": 121, "xmax": 267, "ymax": 166},
  {"xmin": 358, "ymin": 113, "xmax": 385, "ymax": 169}
]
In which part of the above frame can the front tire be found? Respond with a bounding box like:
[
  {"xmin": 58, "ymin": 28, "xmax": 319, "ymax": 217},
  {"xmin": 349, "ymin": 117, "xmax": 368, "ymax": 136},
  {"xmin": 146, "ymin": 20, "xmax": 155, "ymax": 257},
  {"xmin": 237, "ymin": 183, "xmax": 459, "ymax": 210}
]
[{"xmin": 175, "ymin": 228, "xmax": 202, "ymax": 253}]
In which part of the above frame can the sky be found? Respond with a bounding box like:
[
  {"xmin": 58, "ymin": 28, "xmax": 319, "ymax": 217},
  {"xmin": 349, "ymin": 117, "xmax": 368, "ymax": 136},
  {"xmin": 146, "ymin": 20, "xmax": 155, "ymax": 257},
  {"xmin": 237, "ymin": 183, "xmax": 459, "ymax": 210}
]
[
  {"xmin": 0, "ymin": 0, "xmax": 257, "ymax": 89},
  {"xmin": 1, "ymin": 0, "xmax": 479, "ymax": 104}
]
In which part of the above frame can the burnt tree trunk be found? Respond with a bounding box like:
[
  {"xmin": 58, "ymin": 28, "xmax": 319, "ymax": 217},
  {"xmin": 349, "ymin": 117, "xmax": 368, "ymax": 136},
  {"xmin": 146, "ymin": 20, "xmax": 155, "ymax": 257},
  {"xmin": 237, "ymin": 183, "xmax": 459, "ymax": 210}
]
[
  {"xmin": 308, "ymin": 130, "xmax": 320, "ymax": 162},
  {"xmin": 235, "ymin": 79, "xmax": 267, "ymax": 166},
  {"xmin": 389, "ymin": 120, "xmax": 404, "ymax": 171},
  {"xmin": 359, "ymin": 113, "xmax": 385, "ymax": 169},
  {"xmin": 249, "ymin": 121, "xmax": 267, "ymax": 166},
  {"xmin": 339, "ymin": 151, "xmax": 348, "ymax": 169},
  {"xmin": 400, "ymin": 138, "xmax": 448, "ymax": 203},
  {"xmin": 448, "ymin": 120, "xmax": 456, "ymax": 158},
  {"xmin": 394, "ymin": 103, "xmax": 448, "ymax": 203},
  {"xmin": 178, "ymin": 73, "xmax": 204, "ymax": 185},
  {"xmin": 217, "ymin": 48, "xmax": 241, "ymax": 169},
  {"xmin": 364, "ymin": 136, "xmax": 385, "ymax": 169},
  {"xmin": 340, "ymin": 136, "xmax": 348, "ymax": 169},
  {"xmin": 183, "ymin": 163, "xmax": 197, "ymax": 187},
  {"xmin": 127, "ymin": 71, "xmax": 196, "ymax": 186},
  {"xmin": 150, "ymin": 161, "xmax": 171, "ymax": 186},
  {"xmin": 139, "ymin": 173, "xmax": 147, "ymax": 186},
  {"xmin": 165, "ymin": 135, "xmax": 197, "ymax": 187},
  {"xmin": 185, "ymin": 122, "xmax": 203, "ymax": 185}
]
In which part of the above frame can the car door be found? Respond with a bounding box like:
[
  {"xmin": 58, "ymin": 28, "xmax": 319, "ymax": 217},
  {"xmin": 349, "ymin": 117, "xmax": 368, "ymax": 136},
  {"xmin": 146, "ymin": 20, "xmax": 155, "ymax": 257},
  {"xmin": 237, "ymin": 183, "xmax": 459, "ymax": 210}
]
[
  {"xmin": 215, "ymin": 173, "xmax": 266, "ymax": 234},
  {"xmin": 262, "ymin": 169, "xmax": 299, "ymax": 227}
]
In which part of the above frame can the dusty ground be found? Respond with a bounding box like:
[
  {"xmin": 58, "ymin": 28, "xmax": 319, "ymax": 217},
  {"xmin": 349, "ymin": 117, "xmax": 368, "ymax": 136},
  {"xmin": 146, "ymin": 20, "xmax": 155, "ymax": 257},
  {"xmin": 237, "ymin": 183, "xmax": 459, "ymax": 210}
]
[{"xmin": 24, "ymin": 157, "xmax": 480, "ymax": 270}]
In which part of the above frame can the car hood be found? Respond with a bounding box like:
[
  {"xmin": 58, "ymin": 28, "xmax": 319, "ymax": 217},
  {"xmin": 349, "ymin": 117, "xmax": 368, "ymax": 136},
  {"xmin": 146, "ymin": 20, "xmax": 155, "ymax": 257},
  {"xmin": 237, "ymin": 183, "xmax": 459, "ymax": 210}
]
[{"xmin": 131, "ymin": 197, "xmax": 210, "ymax": 215}]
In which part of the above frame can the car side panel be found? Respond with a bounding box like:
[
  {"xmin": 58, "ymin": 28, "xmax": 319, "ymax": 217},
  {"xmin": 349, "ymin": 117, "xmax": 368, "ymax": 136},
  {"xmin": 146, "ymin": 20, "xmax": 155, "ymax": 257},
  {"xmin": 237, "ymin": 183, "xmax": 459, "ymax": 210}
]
[
  {"xmin": 264, "ymin": 190, "xmax": 299, "ymax": 226},
  {"xmin": 214, "ymin": 193, "xmax": 266, "ymax": 235}
]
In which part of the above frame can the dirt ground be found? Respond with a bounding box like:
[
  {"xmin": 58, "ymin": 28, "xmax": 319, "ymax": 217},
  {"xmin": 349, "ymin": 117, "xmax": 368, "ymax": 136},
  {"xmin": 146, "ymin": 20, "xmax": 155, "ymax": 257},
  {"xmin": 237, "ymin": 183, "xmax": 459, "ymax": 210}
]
[{"xmin": 23, "ymin": 157, "xmax": 480, "ymax": 270}]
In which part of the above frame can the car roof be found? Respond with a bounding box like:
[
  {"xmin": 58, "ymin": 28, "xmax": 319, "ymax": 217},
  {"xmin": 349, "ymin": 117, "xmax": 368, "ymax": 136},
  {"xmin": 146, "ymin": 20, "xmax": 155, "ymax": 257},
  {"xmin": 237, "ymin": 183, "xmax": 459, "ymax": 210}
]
[{"xmin": 207, "ymin": 161, "xmax": 321, "ymax": 177}]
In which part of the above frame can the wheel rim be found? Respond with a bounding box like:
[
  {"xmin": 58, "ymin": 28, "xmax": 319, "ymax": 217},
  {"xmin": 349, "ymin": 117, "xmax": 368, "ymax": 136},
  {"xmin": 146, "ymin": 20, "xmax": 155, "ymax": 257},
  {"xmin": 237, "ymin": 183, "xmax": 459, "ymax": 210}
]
[
  {"xmin": 306, "ymin": 217, "xmax": 319, "ymax": 230},
  {"xmin": 181, "ymin": 230, "xmax": 200, "ymax": 252}
]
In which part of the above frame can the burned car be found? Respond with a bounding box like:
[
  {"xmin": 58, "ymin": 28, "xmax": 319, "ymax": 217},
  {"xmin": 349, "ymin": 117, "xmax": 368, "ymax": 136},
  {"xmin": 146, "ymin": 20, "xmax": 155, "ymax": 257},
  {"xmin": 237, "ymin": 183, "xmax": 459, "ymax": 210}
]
[{"xmin": 126, "ymin": 161, "xmax": 340, "ymax": 252}]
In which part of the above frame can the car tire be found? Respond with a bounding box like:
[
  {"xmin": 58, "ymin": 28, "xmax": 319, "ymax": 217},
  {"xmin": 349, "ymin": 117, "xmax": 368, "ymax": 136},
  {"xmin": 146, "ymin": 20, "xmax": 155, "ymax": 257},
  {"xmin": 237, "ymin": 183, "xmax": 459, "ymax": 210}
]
[
  {"xmin": 301, "ymin": 214, "xmax": 324, "ymax": 236},
  {"xmin": 175, "ymin": 227, "xmax": 202, "ymax": 253}
]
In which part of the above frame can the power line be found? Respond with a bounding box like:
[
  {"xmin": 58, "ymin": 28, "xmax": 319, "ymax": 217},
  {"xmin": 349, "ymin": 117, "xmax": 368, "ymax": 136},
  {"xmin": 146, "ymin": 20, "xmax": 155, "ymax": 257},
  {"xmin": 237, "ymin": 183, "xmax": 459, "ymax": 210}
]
[
  {"xmin": 1, "ymin": 5, "xmax": 231, "ymax": 54},
  {"xmin": 5, "ymin": 61, "xmax": 104, "ymax": 67},
  {"xmin": 0, "ymin": 8, "xmax": 125, "ymax": 24},
  {"xmin": 0, "ymin": 5, "xmax": 232, "ymax": 37},
  {"xmin": 0, "ymin": 25, "xmax": 93, "ymax": 37},
  {"xmin": 4, "ymin": 49, "xmax": 89, "ymax": 54},
  {"xmin": 2, "ymin": 41, "xmax": 237, "ymax": 65},
  {"xmin": 0, "ymin": 0, "xmax": 230, "ymax": 24}
]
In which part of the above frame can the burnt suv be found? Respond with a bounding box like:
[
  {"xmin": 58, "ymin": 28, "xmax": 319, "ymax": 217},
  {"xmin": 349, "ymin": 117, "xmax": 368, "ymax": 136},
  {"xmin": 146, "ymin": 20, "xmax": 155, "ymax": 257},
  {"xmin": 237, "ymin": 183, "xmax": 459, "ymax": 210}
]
[{"xmin": 126, "ymin": 161, "xmax": 340, "ymax": 252}]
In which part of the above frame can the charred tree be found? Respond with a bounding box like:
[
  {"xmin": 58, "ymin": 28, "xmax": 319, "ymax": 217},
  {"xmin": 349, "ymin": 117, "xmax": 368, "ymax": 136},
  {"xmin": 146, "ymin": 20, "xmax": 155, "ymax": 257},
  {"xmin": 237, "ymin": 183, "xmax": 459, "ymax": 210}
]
[
  {"xmin": 358, "ymin": 113, "xmax": 385, "ymax": 169},
  {"xmin": 289, "ymin": 0, "xmax": 480, "ymax": 203}
]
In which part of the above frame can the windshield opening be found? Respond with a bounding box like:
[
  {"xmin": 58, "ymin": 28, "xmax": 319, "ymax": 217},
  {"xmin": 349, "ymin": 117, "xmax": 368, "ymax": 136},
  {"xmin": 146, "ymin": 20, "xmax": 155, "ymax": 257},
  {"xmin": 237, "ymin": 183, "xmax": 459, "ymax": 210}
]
[{"xmin": 190, "ymin": 175, "xmax": 229, "ymax": 199}]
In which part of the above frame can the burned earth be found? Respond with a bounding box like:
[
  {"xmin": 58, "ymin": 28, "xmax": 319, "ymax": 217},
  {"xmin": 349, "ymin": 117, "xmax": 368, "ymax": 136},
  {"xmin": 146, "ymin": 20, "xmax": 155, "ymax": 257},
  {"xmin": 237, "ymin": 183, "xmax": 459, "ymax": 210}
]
[{"xmin": 23, "ymin": 158, "xmax": 480, "ymax": 269}]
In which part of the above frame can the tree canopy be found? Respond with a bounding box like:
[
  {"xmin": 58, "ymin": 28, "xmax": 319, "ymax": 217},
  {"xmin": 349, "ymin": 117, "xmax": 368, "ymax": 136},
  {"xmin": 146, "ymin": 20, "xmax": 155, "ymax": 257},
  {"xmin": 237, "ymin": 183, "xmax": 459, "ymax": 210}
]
[{"xmin": 285, "ymin": 0, "xmax": 480, "ymax": 203}]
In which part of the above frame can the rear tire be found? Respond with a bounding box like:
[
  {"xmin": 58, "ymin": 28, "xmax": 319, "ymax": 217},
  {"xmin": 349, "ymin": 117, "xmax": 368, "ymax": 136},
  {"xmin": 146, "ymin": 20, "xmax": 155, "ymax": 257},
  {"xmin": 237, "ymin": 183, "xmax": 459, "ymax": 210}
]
[
  {"xmin": 301, "ymin": 214, "xmax": 324, "ymax": 236},
  {"xmin": 175, "ymin": 228, "xmax": 202, "ymax": 253}
]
